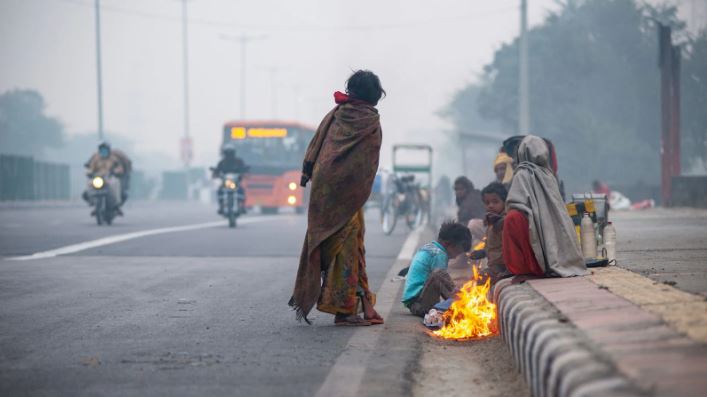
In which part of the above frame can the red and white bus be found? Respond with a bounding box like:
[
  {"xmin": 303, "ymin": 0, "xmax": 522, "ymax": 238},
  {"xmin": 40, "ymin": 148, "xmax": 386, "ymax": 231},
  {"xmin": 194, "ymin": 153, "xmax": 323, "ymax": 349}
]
[{"xmin": 221, "ymin": 120, "xmax": 315, "ymax": 214}]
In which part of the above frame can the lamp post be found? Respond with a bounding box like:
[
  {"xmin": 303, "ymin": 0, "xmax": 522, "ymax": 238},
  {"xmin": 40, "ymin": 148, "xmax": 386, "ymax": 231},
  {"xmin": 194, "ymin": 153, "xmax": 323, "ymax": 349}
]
[
  {"xmin": 181, "ymin": 0, "xmax": 190, "ymax": 142},
  {"xmin": 266, "ymin": 66, "xmax": 279, "ymax": 119},
  {"xmin": 221, "ymin": 34, "xmax": 268, "ymax": 119},
  {"xmin": 180, "ymin": 0, "xmax": 192, "ymax": 167},
  {"xmin": 518, "ymin": 0, "xmax": 530, "ymax": 135},
  {"xmin": 94, "ymin": 0, "xmax": 104, "ymax": 141}
]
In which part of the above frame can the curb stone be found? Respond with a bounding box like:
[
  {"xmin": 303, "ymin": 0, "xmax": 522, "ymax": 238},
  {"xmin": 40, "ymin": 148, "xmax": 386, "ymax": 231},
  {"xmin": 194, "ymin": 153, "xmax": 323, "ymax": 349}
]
[{"xmin": 494, "ymin": 279, "xmax": 647, "ymax": 397}]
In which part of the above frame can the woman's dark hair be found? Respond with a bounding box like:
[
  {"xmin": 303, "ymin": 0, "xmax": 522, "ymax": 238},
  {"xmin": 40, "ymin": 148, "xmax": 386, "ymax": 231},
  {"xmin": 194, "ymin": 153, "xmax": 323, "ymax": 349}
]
[
  {"xmin": 438, "ymin": 220, "xmax": 472, "ymax": 252},
  {"xmin": 346, "ymin": 70, "xmax": 386, "ymax": 106},
  {"xmin": 481, "ymin": 181, "xmax": 508, "ymax": 202},
  {"xmin": 453, "ymin": 176, "xmax": 474, "ymax": 191}
]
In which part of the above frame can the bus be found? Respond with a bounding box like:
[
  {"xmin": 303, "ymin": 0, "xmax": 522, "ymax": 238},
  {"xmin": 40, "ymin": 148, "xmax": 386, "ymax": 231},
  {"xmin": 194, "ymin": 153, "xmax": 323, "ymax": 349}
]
[{"xmin": 221, "ymin": 120, "xmax": 315, "ymax": 214}]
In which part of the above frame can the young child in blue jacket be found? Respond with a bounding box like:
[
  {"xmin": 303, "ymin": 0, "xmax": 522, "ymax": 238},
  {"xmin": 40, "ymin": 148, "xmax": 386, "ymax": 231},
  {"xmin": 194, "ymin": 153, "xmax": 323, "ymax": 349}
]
[{"xmin": 401, "ymin": 221, "xmax": 472, "ymax": 317}]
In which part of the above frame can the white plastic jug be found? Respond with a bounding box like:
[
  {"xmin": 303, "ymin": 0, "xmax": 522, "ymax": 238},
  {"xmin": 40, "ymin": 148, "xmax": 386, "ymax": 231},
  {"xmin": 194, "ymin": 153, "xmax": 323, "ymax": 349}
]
[
  {"xmin": 580, "ymin": 212, "xmax": 597, "ymax": 258},
  {"xmin": 603, "ymin": 222, "xmax": 617, "ymax": 265}
]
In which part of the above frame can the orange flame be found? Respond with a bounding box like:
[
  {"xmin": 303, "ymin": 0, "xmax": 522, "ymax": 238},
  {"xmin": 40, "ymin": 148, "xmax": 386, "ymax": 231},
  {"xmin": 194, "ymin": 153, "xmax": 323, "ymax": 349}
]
[
  {"xmin": 473, "ymin": 238, "xmax": 486, "ymax": 252},
  {"xmin": 432, "ymin": 265, "xmax": 497, "ymax": 340}
]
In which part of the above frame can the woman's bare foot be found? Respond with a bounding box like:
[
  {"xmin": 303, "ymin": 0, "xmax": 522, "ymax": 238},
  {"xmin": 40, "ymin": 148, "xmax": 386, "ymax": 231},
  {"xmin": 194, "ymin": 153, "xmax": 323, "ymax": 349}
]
[
  {"xmin": 361, "ymin": 296, "xmax": 384, "ymax": 325},
  {"xmin": 334, "ymin": 313, "xmax": 371, "ymax": 326}
]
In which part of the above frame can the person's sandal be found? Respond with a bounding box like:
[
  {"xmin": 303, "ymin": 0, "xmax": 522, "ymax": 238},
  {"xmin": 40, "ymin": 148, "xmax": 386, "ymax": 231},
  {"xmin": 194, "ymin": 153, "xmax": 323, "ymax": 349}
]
[{"xmin": 334, "ymin": 315, "xmax": 371, "ymax": 326}]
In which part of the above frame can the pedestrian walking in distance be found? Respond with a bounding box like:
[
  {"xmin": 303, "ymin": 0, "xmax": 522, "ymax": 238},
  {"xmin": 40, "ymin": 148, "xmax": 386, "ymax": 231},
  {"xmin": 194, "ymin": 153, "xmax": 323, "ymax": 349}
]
[{"xmin": 289, "ymin": 70, "xmax": 386, "ymax": 326}]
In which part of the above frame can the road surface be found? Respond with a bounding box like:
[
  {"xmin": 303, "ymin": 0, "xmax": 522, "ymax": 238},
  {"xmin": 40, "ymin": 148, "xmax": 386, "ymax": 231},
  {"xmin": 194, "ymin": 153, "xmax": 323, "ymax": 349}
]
[{"xmin": 0, "ymin": 201, "xmax": 525, "ymax": 396}]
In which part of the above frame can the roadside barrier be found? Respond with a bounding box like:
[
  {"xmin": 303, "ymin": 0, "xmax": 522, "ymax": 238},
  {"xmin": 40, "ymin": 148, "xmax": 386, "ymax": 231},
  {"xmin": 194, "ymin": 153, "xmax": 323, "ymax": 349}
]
[
  {"xmin": 493, "ymin": 279, "xmax": 646, "ymax": 397},
  {"xmin": 0, "ymin": 154, "xmax": 70, "ymax": 201}
]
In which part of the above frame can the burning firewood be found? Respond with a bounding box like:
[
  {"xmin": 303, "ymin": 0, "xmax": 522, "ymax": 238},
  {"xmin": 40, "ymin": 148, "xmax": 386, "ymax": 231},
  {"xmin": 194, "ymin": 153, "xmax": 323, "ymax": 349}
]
[{"xmin": 432, "ymin": 265, "xmax": 498, "ymax": 340}]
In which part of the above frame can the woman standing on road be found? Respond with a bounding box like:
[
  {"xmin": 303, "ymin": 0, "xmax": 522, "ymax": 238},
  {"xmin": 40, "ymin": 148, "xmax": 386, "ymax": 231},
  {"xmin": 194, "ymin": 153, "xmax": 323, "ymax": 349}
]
[{"xmin": 289, "ymin": 70, "xmax": 385, "ymax": 326}]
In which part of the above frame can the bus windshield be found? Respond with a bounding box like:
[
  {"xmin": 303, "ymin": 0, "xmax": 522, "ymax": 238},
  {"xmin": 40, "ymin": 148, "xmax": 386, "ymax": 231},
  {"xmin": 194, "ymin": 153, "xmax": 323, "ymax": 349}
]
[{"xmin": 222, "ymin": 125, "xmax": 314, "ymax": 171}]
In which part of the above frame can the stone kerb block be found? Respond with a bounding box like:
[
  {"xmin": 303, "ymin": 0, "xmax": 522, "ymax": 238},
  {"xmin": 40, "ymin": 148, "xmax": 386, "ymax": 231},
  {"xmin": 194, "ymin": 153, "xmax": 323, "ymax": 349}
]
[{"xmin": 494, "ymin": 278, "xmax": 645, "ymax": 397}]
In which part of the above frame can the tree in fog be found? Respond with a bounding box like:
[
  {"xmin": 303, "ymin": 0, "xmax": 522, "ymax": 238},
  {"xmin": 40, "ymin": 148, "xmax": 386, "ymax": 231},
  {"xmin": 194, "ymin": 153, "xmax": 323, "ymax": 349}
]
[
  {"xmin": 682, "ymin": 30, "xmax": 707, "ymax": 173},
  {"xmin": 441, "ymin": 85, "xmax": 502, "ymax": 135},
  {"xmin": 446, "ymin": 0, "xmax": 707, "ymax": 191},
  {"xmin": 0, "ymin": 89, "xmax": 64, "ymax": 158}
]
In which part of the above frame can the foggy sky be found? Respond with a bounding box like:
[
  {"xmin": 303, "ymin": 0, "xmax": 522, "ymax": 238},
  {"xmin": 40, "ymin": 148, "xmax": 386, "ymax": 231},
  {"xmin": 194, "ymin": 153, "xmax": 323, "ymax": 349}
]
[{"xmin": 1, "ymin": 0, "xmax": 702, "ymax": 172}]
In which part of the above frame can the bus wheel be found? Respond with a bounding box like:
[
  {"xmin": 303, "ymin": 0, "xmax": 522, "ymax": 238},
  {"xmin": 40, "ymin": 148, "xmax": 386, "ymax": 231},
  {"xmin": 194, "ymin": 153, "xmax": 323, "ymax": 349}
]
[{"xmin": 262, "ymin": 207, "xmax": 279, "ymax": 215}]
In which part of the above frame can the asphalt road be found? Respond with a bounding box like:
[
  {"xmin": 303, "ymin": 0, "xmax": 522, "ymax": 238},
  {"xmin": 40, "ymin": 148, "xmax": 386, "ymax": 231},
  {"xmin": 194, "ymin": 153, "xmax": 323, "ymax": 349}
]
[
  {"xmin": 612, "ymin": 207, "xmax": 707, "ymax": 296},
  {"xmin": 0, "ymin": 202, "xmax": 402, "ymax": 395},
  {"xmin": 4, "ymin": 201, "xmax": 703, "ymax": 396},
  {"xmin": 0, "ymin": 201, "xmax": 527, "ymax": 397}
]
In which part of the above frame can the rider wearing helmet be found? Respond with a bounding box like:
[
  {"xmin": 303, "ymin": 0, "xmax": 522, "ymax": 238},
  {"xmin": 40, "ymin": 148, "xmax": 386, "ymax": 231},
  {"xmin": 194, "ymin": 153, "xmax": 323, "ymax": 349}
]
[
  {"xmin": 84, "ymin": 142, "xmax": 131, "ymax": 213},
  {"xmin": 213, "ymin": 145, "xmax": 246, "ymax": 176},
  {"xmin": 212, "ymin": 145, "xmax": 248, "ymax": 214},
  {"xmin": 87, "ymin": 142, "xmax": 124, "ymax": 176}
]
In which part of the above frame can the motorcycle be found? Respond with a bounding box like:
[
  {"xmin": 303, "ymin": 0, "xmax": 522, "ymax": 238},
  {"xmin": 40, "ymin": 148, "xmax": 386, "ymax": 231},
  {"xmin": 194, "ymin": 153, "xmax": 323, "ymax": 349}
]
[
  {"xmin": 381, "ymin": 174, "xmax": 425, "ymax": 235},
  {"xmin": 212, "ymin": 168, "xmax": 247, "ymax": 228},
  {"xmin": 86, "ymin": 173, "xmax": 122, "ymax": 225}
]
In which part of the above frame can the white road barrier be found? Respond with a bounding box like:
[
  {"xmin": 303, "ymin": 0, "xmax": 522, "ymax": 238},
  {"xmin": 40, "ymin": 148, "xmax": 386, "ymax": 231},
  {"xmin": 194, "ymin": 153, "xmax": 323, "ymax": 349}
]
[{"xmin": 8, "ymin": 217, "xmax": 275, "ymax": 261}]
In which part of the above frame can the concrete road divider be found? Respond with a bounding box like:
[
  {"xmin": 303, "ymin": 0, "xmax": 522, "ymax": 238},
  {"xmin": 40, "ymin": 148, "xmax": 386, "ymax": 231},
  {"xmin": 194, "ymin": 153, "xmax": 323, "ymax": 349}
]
[{"xmin": 494, "ymin": 269, "xmax": 707, "ymax": 397}]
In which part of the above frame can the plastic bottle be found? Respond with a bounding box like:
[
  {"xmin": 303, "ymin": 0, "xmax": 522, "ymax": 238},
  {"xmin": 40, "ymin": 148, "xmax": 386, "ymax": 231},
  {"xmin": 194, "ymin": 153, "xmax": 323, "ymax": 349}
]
[
  {"xmin": 603, "ymin": 222, "xmax": 617, "ymax": 265},
  {"xmin": 580, "ymin": 212, "xmax": 597, "ymax": 258}
]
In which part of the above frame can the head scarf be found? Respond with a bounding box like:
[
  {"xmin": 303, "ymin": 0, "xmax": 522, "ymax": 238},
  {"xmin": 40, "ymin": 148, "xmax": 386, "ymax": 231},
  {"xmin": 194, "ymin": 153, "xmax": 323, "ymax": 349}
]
[
  {"xmin": 493, "ymin": 152, "xmax": 514, "ymax": 184},
  {"xmin": 506, "ymin": 135, "xmax": 587, "ymax": 277}
]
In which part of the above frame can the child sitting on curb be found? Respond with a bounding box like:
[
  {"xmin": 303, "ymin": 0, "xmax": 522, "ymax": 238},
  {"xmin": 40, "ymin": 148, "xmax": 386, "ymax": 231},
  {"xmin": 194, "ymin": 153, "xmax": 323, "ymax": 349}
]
[
  {"xmin": 481, "ymin": 182, "xmax": 512, "ymax": 283},
  {"xmin": 401, "ymin": 221, "xmax": 472, "ymax": 317}
]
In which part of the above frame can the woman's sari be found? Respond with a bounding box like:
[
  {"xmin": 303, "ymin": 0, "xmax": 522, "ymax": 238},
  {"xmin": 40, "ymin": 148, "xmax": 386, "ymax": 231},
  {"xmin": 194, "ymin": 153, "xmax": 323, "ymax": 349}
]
[
  {"xmin": 289, "ymin": 92, "xmax": 382, "ymax": 323},
  {"xmin": 317, "ymin": 209, "xmax": 375, "ymax": 315}
]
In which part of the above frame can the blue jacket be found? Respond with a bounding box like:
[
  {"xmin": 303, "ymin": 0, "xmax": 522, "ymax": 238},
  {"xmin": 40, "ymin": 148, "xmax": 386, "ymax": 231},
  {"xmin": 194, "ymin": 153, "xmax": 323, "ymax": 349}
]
[{"xmin": 401, "ymin": 241, "xmax": 449, "ymax": 306}]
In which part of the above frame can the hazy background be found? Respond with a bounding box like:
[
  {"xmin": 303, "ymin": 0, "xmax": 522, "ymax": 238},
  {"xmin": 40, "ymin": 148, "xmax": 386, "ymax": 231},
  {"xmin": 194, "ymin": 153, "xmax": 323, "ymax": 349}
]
[
  {"xmin": 1, "ymin": 0, "xmax": 706, "ymax": 195},
  {"xmin": 0, "ymin": 0, "xmax": 574, "ymax": 174}
]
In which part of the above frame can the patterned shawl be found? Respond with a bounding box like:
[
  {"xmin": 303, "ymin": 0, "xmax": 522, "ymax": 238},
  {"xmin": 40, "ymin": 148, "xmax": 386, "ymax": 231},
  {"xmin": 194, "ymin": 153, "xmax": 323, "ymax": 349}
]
[{"xmin": 289, "ymin": 94, "xmax": 382, "ymax": 323}]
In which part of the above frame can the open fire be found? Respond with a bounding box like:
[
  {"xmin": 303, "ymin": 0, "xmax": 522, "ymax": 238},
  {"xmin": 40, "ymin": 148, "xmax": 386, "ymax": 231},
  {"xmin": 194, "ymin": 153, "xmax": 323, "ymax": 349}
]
[{"xmin": 432, "ymin": 265, "xmax": 498, "ymax": 340}]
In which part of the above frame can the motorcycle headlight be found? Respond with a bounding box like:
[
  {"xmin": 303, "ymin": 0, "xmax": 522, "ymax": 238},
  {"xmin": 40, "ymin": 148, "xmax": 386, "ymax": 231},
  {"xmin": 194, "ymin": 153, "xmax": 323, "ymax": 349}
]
[
  {"xmin": 92, "ymin": 176, "xmax": 104, "ymax": 189},
  {"xmin": 224, "ymin": 179, "xmax": 237, "ymax": 190}
]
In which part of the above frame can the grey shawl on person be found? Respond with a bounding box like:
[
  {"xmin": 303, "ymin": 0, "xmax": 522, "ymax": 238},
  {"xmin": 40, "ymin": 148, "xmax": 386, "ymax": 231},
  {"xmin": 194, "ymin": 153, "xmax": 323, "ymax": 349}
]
[{"xmin": 506, "ymin": 136, "xmax": 587, "ymax": 277}]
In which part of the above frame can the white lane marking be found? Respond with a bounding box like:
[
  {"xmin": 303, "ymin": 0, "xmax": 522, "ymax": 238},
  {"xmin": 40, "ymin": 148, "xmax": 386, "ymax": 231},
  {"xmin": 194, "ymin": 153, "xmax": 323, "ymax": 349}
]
[
  {"xmin": 398, "ymin": 227, "xmax": 422, "ymax": 261},
  {"xmin": 315, "ymin": 226, "xmax": 425, "ymax": 397},
  {"xmin": 7, "ymin": 217, "xmax": 276, "ymax": 261}
]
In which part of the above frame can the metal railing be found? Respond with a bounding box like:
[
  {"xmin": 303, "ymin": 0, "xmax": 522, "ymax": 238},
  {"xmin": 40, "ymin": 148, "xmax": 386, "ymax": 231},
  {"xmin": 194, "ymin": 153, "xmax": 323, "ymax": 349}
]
[{"xmin": 0, "ymin": 154, "xmax": 70, "ymax": 201}]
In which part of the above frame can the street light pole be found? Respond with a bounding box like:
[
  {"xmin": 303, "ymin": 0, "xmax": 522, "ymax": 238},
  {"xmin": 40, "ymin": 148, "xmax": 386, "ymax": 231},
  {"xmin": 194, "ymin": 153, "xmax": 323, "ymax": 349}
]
[
  {"xmin": 178, "ymin": 0, "xmax": 193, "ymax": 169},
  {"xmin": 181, "ymin": 0, "xmax": 190, "ymax": 141},
  {"xmin": 94, "ymin": 0, "xmax": 104, "ymax": 141},
  {"xmin": 240, "ymin": 36, "xmax": 246, "ymax": 119},
  {"xmin": 266, "ymin": 67, "xmax": 278, "ymax": 118},
  {"xmin": 292, "ymin": 84, "xmax": 300, "ymax": 121},
  {"xmin": 221, "ymin": 34, "xmax": 268, "ymax": 119},
  {"xmin": 518, "ymin": 0, "xmax": 530, "ymax": 135}
]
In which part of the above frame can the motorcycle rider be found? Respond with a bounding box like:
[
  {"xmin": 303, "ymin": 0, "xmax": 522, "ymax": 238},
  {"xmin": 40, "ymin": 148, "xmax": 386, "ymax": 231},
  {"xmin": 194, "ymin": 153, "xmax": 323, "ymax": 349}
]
[
  {"xmin": 212, "ymin": 145, "xmax": 248, "ymax": 215},
  {"xmin": 84, "ymin": 142, "xmax": 131, "ymax": 214}
]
